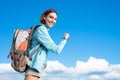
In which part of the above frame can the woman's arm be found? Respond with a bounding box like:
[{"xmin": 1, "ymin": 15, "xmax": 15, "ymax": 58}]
[{"xmin": 34, "ymin": 26, "xmax": 68, "ymax": 54}]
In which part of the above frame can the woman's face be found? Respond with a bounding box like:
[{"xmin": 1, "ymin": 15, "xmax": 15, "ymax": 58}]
[{"xmin": 44, "ymin": 12, "xmax": 57, "ymax": 28}]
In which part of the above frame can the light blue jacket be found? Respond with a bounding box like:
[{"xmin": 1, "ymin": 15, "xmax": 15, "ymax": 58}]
[{"xmin": 28, "ymin": 24, "xmax": 67, "ymax": 72}]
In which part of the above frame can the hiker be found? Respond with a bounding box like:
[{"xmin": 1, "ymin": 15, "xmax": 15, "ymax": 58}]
[{"xmin": 24, "ymin": 9, "xmax": 69, "ymax": 80}]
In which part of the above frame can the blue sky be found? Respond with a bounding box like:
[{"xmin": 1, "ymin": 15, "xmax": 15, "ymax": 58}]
[{"xmin": 0, "ymin": 0, "xmax": 120, "ymax": 80}]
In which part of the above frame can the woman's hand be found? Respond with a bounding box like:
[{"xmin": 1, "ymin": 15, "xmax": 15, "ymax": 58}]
[{"xmin": 63, "ymin": 33, "xmax": 69, "ymax": 40}]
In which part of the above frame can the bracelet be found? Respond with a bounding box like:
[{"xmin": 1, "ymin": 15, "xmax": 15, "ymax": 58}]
[{"xmin": 63, "ymin": 37, "xmax": 67, "ymax": 40}]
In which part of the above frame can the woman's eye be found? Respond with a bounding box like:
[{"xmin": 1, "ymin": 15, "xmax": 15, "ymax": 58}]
[
  {"xmin": 49, "ymin": 16, "xmax": 57, "ymax": 20},
  {"xmin": 49, "ymin": 16, "xmax": 53, "ymax": 19}
]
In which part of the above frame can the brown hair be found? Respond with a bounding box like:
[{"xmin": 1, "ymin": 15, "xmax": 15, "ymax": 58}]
[{"xmin": 40, "ymin": 9, "xmax": 58, "ymax": 24}]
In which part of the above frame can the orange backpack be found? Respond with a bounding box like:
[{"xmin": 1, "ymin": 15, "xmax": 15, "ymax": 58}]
[{"xmin": 7, "ymin": 25, "xmax": 41, "ymax": 73}]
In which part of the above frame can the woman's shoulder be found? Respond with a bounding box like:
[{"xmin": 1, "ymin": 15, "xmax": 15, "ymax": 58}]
[
  {"xmin": 38, "ymin": 24, "xmax": 49, "ymax": 31},
  {"xmin": 34, "ymin": 24, "xmax": 48, "ymax": 35}
]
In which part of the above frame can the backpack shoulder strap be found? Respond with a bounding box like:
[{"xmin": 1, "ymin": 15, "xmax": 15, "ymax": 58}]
[
  {"xmin": 26, "ymin": 25, "xmax": 41, "ymax": 57},
  {"xmin": 29, "ymin": 45, "xmax": 42, "ymax": 58}
]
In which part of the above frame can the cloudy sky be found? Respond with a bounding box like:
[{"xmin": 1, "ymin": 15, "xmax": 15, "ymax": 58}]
[
  {"xmin": 0, "ymin": 57, "xmax": 120, "ymax": 80},
  {"xmin": 0, "ymin": 0, "xmax": 120, "ymax": 80}
]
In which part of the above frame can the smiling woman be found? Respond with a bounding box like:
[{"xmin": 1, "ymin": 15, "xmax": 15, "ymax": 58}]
[
  {"xmin": 40, "ymin": 9, "xmax": 57, "ymax": 28},
  {"xmin": 24, "ymin": 9, "xmax": 70, "ymax": 80}
]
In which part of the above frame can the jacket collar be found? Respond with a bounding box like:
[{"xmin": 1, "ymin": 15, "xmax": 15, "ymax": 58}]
[{"xmin": 41, "ymin": 24, "xmax": 50, "ymax": 31}]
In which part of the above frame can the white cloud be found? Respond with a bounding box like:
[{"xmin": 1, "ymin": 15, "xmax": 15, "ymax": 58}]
[
  {"xmin": 0, "ymin": 63, "xmax": 15, "ymax": 73},
  {"xmin": 74, "ymin": 57, "xmax": 109, "ymax": 74},
  {"xmin": 104, "ymin": 64, "xmax": 120, "ymax": 80},
  {"xmin": 89, "ymin": 75, "xmax": 101, "ymax": 80},
  {"xmin": 45, "ymin": 57, "xmax": 120, "ymax": 80},
  {"xmin": 45, "ymin": 60, "xmax": 68, "ymax": 72},
  {"xmin": 45, "ymin": 56, "xmax": 109, "ymax": 76},
  {"xmin": 0, "ymin": 63, "xmax": 24, "ymax": 80},
  {"xmin": 0, "ymin": 57, "xmax": 120, "ymax": 80}
]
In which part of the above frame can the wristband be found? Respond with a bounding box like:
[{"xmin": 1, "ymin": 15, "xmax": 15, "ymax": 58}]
[{"xmin": 63, "ymin": 37, "xmax": 67, "ymax": 40}]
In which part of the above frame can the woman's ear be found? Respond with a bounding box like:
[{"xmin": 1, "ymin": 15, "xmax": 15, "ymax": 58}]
[{"xmin": 43, "ymin": 15, "xmax": 46, "ymax": 20}]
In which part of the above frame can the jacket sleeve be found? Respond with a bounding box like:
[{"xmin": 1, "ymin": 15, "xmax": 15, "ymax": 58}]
[{"xmin": 33, "ymin": 27, "xmax": 67, "ymax": 54}]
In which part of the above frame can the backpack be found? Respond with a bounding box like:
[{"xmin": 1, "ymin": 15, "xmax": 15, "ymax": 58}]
[{"xmin": 7, "ymin": 25, "xmax": 41, "ymax": 73}]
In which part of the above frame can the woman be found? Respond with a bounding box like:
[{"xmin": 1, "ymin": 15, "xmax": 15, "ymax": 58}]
[{"xmin": 24, "ymin": 9, "xmax": 69, "ymax": 80}]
